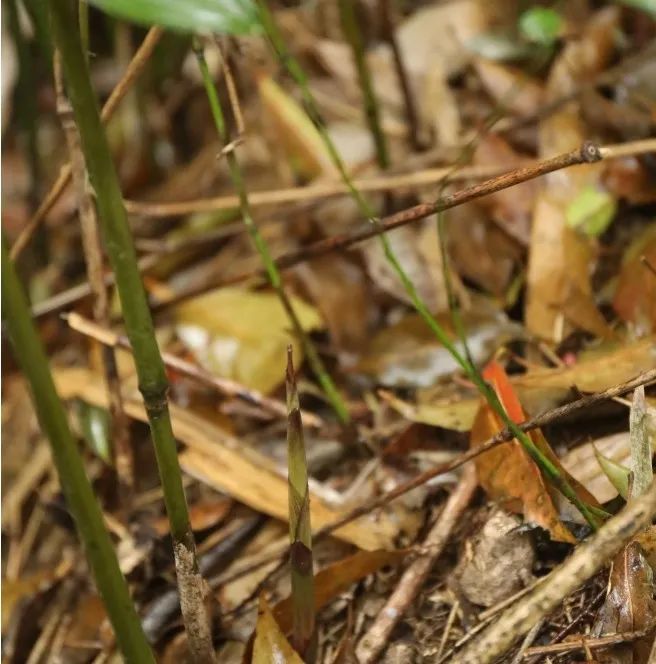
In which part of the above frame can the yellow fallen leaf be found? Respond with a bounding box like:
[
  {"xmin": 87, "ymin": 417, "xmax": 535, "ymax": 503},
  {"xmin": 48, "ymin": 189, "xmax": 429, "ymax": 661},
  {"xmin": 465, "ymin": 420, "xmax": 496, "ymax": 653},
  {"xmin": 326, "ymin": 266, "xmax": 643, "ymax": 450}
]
[
  {"xmin": 252, "ymin": 596, "xmax": 303, "ymax": 664},
  {"xmin": 175, "ymin": 287, "xmax": 323, "ymax": 394}
]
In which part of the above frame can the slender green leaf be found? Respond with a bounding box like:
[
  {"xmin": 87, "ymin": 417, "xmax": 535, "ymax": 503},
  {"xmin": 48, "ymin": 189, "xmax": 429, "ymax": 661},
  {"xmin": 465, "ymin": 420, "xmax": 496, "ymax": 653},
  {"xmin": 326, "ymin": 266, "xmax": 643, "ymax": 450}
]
[
  {"xmin": 75, "ymin": 400, "xmax": 111, "ymax": 463},
  {"xmin": 89, "ymin": 0, "xmax": 261, "ymax": 35},
  {"xmin": 594, "ymin": 445, "xmax": 630, "ymax": 500}
]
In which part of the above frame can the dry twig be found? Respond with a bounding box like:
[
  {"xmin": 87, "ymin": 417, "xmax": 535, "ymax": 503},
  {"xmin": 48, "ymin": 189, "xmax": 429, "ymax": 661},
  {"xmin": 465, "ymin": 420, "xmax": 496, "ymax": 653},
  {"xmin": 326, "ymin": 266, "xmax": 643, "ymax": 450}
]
[
  {"xmin": 153, "ymin": 139, "xmax": 656, "ymax": 311},
  {"xmin": 355, "ymin": 465, "xmax": 478, "ymax": 663},
  {"xmin": 451, "ymin": 479, "xmax": 656, "ymax": 664},
  {"xmin": 315, "ymin": 367, "xmax": 656, "ymax": 539},
  {"xmin": 10, "ymin": 26, "xmax": 164, "ymax": 261}
]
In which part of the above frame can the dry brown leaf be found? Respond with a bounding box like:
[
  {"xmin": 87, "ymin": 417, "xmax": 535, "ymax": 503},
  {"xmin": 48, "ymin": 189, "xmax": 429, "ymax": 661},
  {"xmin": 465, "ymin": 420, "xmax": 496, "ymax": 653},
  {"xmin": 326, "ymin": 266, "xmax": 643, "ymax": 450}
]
[
  {"xmin": 473, "ymin": 58, "xmax": 544, "ymax": 118},
  {"xmin": 593, "ymin": 542, "xmax": 656, "ymax": 664},
  {"xmin": 471, "ymin": 362, "xmax": 601, "ymax": 543},
  {"xmin": 513, "ymin": 337, "xmax": 656, "ymax": 415},
  {"xmin": 252, "ymin": 596, "xmax": 304, "ymax": 664},
  {"xmin": 379, "ymin": 389, "xmax": 479, "ymax": 432},
  {"xmin": 446, "ymin": 201, "xmax": 523, "ymax": 295},
  {"xmin": 396, "ymin": 1, "xmax": 488, "ymax": 79},
  {"xmin": 294, "ymin": 257, "xmax": 369, "ymax": 351},
  {"xmin": 423, "ymin": 60, "xmax": 461, "ymax": 146},
  {"xmin": 603, "ymin": 157, "xmax": 656, "ymax": 206},
  {"xmin": 472, "ymin": 134, "xmax": 537, "ymax": 246},
  {"xmin": 52, "ymin": 367, "xmax": 397, "ymax": 551},
  {"xmin": 526, "ymin": 7, "xmax": 620, "ymax": 342},
  {"xmin": 152, "ymin": 496, "xmax": 232, "ymax": 537},
  {"xmin": 362, "ymin": 221, "xmax": 447, "ymax": 313},
  {"xmin": 2, "ymin": 559, "xmax": 72, "ymax": 632},
  {"xmin": 62, "ymin": 594, "xmax": 110, "ymax": 653},
  {"xmin": 613, "ymin": 224, "xmax": 656, "ymax": 336},
  {"xmin": 273, "ymin": 549, "xmax": 407, "ymax": 634}
]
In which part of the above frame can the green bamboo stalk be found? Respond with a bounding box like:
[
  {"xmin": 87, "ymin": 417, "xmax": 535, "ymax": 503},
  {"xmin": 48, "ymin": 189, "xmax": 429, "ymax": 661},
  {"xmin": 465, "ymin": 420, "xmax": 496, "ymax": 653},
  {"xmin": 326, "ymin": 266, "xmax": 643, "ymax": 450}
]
[
  {"xmin": 47, "ymin": 3, "xmax": 215, "ymax": 660},
  {"xmin": 256, "ymin": 0, "xmax": 603, "ymax": 530},
  {"xmin": 337, "ymin": 0, "xmax": 389, "ymax": 169},
  {"xmin": 192, "ymin": 38, "xmax": 350, "ymax": 424},
  {"xmin": 1, "ymin": 238, "xmax": 155, "ymax": 664},
  {"xmin": 286, "ymin": 346, "xmax": 315, "ymax": 658}
]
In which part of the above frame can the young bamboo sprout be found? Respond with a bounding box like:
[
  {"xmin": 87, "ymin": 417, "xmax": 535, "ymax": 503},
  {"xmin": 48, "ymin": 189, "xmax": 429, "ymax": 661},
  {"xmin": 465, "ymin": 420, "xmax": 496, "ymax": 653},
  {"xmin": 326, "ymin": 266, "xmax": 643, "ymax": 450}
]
[
  {"xmin": 256, "ymin": 0, "xmax": 603, "ymax": 532},
  {"xmin": 1, "ymin": 239, "xmax": 155, "ymax": 664},
  {"xmin": 192, "ymin": 37, "xmax": 350, "ymax": 424},
  {"xmin": 47, "ymin": 3, "xmax": 215, "ymax": 660},
  {"xmin": 286, "ymin": 346, "xmax": 316, "ymax": 657}
]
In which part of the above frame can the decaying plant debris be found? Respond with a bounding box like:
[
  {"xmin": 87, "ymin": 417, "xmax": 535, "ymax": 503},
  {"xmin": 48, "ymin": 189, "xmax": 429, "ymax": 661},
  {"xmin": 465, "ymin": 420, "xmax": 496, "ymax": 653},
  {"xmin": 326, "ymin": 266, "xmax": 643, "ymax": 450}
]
[{"xmin": 2, "ymin": 1, "xmax": 656, "ymax": 662}]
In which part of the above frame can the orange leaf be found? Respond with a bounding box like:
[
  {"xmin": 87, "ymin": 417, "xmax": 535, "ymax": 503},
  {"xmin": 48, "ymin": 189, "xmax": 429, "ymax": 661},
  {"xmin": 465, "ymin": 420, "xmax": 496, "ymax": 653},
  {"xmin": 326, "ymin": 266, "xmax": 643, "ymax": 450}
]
[
  {"xmin": 273, "ymin": 549, "xmax": 407, "ymax": 634},
  {"xmin": 472, "ymin": 361, "xmax": 601, "ymax": 543},
  {"xmin": 613, "ymin": 225, "xmax": 656, "ymax": 335}
]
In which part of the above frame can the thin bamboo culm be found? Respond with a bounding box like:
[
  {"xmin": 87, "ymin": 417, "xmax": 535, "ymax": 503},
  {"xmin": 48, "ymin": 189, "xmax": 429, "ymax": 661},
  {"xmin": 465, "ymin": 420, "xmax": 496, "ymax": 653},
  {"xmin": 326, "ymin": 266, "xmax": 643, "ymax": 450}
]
[{"xmin": 47, "ymin": 1, "xmax": 215, "ymax": 660}]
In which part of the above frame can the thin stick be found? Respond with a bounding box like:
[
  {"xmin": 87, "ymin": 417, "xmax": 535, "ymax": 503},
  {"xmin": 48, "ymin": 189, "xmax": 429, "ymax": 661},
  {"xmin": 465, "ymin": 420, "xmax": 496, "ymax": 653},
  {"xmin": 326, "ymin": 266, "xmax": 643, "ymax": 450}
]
[
  {"xmin": 35, "ymin": 140, "xmax": 653, "ymax": 319},
  {"xmin": 599, "ymin": 138, "xmax": 656, "ymax": 159},
  {"xmin": 355, "ymin": 465, "xmax": 478, "ymax": 663},
  {"xmin": 522, "ymin": 627, "xmax": 656, "ymax": 657},
  {"xmin": 47, "ymin": 4, "xmax": 214, "ymax": 660},
  {"xmin": 193, "ymin": 38, "xmax": 349, "ymax": 423},
  {"xmin": 2, "ymin": 239, "xmax": 155, "ymax": 662},
  {"xmin": 153, "ymin": 140, "xmax": 633, "ymax": 311},
  {"xmin": 379, "ymin": 0, "xmax": 421, "ymax": 150},
  {"xmin": 65, "ymin": 311, "xmax": 323, "ymax": 427},
  {"xmin": 54, "ymin": 52, "xmax": 134, "ymax": 500},
  {"xmin": 451, "ymin": 479, "xmax": 656, "ymax": 664},
  {"xmin": 124, "ymin": 163, "xmax": 508, "ymax": 218},
  {"xmin": 10, "ymin": 26, "xmax": 163, "ymax": 261},
  {"xmin": 32, "ymin": 253, "xmax": 159, "ymax": 319},
  {"xmin": 313, "ymin": 367, "xmax": 656, "ymax": 539}
]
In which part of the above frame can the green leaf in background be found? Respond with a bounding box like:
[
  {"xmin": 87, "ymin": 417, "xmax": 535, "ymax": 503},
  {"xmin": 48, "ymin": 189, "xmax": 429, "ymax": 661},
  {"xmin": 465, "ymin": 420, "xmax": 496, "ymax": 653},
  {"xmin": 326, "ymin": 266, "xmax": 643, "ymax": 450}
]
[
  {"xmin": 617, "ymin": 0, "xmax": 656, "ymax": 17},
  {"xmin": 519, "ymin": 7, "xmax": 562, "ymax": 46},
  {"xmin": 566, "ymin": 185, "xmax": 617, "ymax": 237},
  {"xmin": 75, "ymin": 400, "xmax": 112, "ymax": 463},
  {"xmin": 88, "ymin": 0, "xmax": 261, "ymax": 35},
  {"xmin": 594, "ymin": 445, "xmax": 630, "ymax": 499}
]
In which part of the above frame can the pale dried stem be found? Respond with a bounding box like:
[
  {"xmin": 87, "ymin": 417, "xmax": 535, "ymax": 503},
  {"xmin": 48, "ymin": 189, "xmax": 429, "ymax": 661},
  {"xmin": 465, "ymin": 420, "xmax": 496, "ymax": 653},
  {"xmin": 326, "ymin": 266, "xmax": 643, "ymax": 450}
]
[
  {"xmin": 124, "ymin": 163, "xmax": 511, "ymax": 217},
  {"xmin": 10, "ymin": 26, "xmax": 163, "ymax": 261},
  {"xmin": 54, "ymin": 53, "xmax": 134, "ymax": 499},
  {"xmin": 355, "ymin": 465, "xmax": 478, "ymax": 663},
  {"xmin": 452, "ymin": 479, "xmax": 656, "ymax": 664},
  {"xmin": 523, "ymin": 627, "xmax": 655, "ymax": 658},
  {"xmin": 173, "ymin": 541, "xmax": 216, "ymax": 663}
]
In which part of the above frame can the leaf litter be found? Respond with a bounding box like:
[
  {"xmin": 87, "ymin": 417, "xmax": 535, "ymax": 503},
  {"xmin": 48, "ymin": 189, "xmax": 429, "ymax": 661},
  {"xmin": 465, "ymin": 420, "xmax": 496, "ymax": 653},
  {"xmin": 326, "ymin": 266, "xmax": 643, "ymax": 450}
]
[{"xmin": 2, "ymin": 1, "xmax": 656, "ymax": 662}]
